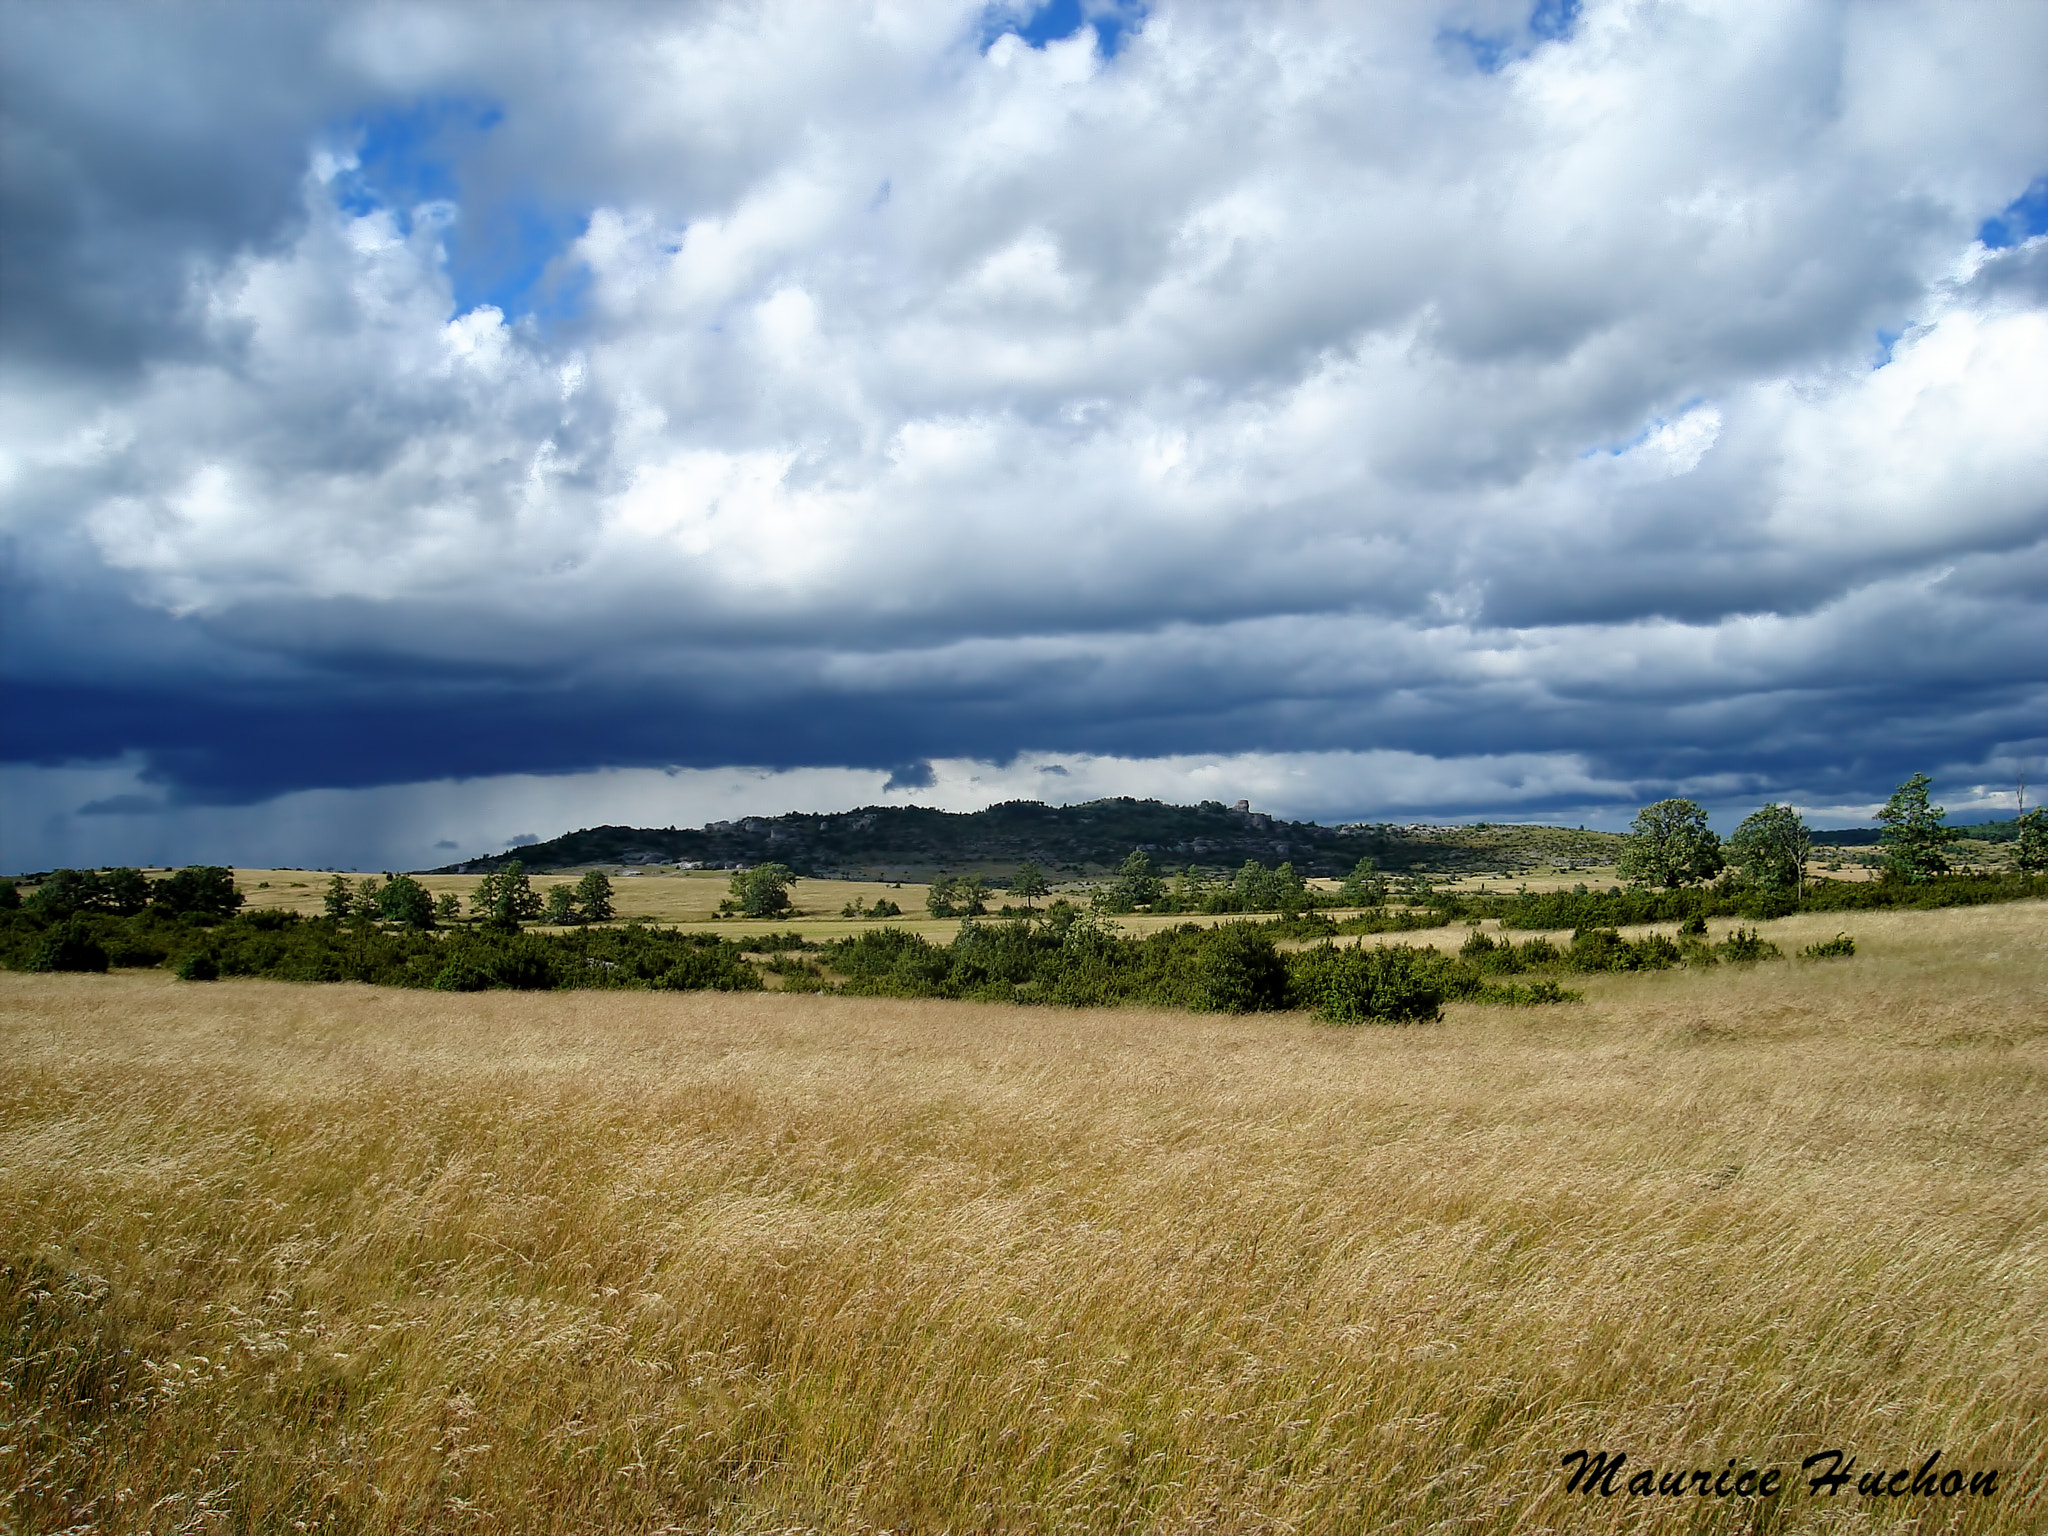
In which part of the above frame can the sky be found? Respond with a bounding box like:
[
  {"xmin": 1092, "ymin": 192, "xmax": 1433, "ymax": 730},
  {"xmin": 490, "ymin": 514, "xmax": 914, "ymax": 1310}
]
[{"xmin": 3, "ymin": 0, "xmax": 2046, "ymax": 873}]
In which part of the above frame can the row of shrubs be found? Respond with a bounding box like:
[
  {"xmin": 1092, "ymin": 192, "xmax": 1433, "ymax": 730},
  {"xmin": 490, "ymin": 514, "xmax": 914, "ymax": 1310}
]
[
  {"xmin": 1, "ymin": 908, "xmax": 760, "ymax": 993},
  {"xmin": 800, "ymin": 911, "xmax": 1844, "ymax": 1019},
  {"xmin": 7, "ymin": 902, "xmax": 1491, "ymax": 1022},
  {"xmin": 794, "ymin": 918, "xmax": 1545, "ymax": 1020},
  {"xmin": 1455, "ymin": 921, "xmax": 1804, "ymax": 973},
  {"xmin": 4, "ymin": 899, "xmax": 1853, "ymax": 1022},
  {"xmin": 1059, "ymin": 852, "xmax": 2045, "ymax": 926},
  {"xmin": 1454, "ymin": 871, "xmax": 2048, "ymax": 930}
]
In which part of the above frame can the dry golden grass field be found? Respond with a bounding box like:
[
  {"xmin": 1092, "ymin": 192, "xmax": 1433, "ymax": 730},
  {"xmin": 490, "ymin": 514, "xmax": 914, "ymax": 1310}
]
[{"xmin": 4, "ymin": 903, "xmax": 2045, "ymax": 1534}]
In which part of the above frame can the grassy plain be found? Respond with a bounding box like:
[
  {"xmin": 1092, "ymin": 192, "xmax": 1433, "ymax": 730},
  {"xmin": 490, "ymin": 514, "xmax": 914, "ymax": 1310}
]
[{"xmin": 5, "ymin": 903, "xmax": 2044, "ymax": 1533}]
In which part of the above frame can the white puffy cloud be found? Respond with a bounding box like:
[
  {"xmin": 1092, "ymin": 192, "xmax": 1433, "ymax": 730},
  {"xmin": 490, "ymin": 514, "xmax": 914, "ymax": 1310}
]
[{"xmin": 3, "ymin": 0, "xmax": 2046, "ymax": 863}]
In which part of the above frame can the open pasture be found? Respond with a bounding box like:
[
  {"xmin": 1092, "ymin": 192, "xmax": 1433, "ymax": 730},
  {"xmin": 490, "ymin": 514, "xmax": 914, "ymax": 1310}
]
[{"xmin": 3, "ymin": 903, "xmax": 2044, "ymax": 1533}]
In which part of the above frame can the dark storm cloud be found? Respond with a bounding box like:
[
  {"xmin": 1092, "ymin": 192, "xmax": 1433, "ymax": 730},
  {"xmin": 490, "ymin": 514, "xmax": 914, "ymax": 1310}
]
[
  {"xmin": 0, "ymin": 4, "xmax": 351, "ymax": 376},
  {"xmin": 3, "ymin": 0, "xmax": 2047, "ymax": 871}
]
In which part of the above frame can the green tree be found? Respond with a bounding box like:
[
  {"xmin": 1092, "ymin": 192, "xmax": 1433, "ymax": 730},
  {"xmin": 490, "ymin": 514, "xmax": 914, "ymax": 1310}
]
[
  {"xmin": 542, "ymin": 885, "xmax": 580, "ymax": 925},
  {"xmin": 101, "ymin": 867, "xmax": 153, "ymax": 916},
  {"xmin": 1876, "ymin": 773, "xmax": 1956, "ymax": 884},
  {"xmin": 323, "ymin": 874, "xmax": 355, "ymax": 922},
  {"xmin": 954, "ymin": 875, "xmax": 991, "ymax": 917},
  {"xmin": 1101, "ymin": 851, "xmax": 1162, "ymax": 913},
  {"xmin": 1728, "ymin": 803, "xmax": 1810, "ymax": 894},
  {"xmin": 2015, "ymin": 807, "xmax": 2048, "ymax": 874},
  {"xmin": 1010, "ymin": 860, "xmax": 1050, "ymax": 910},
  {"xmin": 352, "ymin": 877, "xmax": 383, "ymax": 928},
  {"xmin": 1232, "ymin": 860, "xmax": 1307, "ymax": 913},
  {"xmin": 152, "ymin": 865, "xmax": 244, "ymax": 918},
  {"xmin": 376, "ymin": 873, "xmax": 437, "ymax": 930},
  {"xmin": 473, "ymin": 860, "xmax": 544, "ymax": 931},
  {"xmin": 25, "ymin": 869, "xmax": 105, "ymax": 919},
  {"xmin": 1338, "ymin": 856, "xmax": 1386, "ymax": 907},
  {"xmin": 1162, "ymin": 865, "xmax": 1217, "ymax": 913},
  {"xmin": 1617, "ymin": 800, "xmax": 1723, "ymax": 888},
  {"xmin": 433, "ymin": 891, "xmax": 462, "ymax": 923},
  {"xmin": 573, "ymin": 870, "xmax": 615, "ymax": 921},
  {"xmin": 728, "ymin": 863, "xmax": 796, "ymax": 918},
  {"xmin": 925, "ymin": 876, "xmax": 959, "ymax": 919}
]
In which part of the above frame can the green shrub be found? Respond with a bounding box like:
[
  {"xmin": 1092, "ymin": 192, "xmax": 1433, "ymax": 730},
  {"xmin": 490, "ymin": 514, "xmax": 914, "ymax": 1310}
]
[
  {"xmin": 1799, "ymin": 933, "xmax": 1856, "ymax": 960},
  {"xmin": 1558, "ymin": 927, "xmax": 1682, "ymax": 973},
  {"xmin": 656, "ymin": 947, "xmax": 764, "ymax": 991},
  {"xmin": 1289, "ymin": 943, "xmax": 1445, "ymax": 1025},
  {"xmin": 1718, "ymin": 926, "xmax": 1781, "ymax": 963},
  {"xmin": 174, "ymin": 952, "xmax": 220, "ymax": 982},
  {"xmin": 103, "ymin": 936, "xmax": 168, "ymax": 968},
  {"xmin": 1564, "ymin": 928, "xmax": 1627, "ymax": 972},
  {"xmin": 431, "ymin": 959, "xmax": 494, "ymax": 992},
  {"xmin": 1189, "ymin": 923, "xmax": 1290, "ymax": 1013},
  {"xmin": 28, "ymin": 920, "xmax": 108, "ymax": 974}
]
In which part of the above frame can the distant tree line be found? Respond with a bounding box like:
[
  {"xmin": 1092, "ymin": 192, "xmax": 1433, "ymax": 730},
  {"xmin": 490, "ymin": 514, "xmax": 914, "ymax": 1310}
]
[
  {"xmin": 1613, "ymin": 773, "xmax": 2046, "ymax": 893},
  {"xmin": 315, "ymin": 862, "xmax": 616, "ymax": 931},
  {"xmin": 1, "ymin": 865, "xmax": 242, "ymax": 921}
]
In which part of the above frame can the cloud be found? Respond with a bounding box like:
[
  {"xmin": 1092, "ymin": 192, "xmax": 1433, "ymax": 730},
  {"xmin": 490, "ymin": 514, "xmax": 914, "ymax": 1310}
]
[
  {"xmin": 883, "ymin": 761, "xmax": 938, "ymax": 792},
  {"xmin": 4, "ymin": 0, "xmax": 2047, "ymax": 867},
  {"xmin": 76, "ymin": 793, "xmax": 166, "ymax": 817}
]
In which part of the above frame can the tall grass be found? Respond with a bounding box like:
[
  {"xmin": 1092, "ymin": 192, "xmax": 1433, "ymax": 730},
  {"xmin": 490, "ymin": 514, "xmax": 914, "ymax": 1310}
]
[{"xmin": 3, "ymin": 903, "xmax": 2044, "ymax": 1533}]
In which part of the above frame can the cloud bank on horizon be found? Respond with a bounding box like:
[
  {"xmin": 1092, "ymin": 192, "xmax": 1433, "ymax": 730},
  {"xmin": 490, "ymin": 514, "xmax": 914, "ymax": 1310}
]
[{"xmin": 3, "ymin": 0, "xmax": 2046, "ymax": 870}]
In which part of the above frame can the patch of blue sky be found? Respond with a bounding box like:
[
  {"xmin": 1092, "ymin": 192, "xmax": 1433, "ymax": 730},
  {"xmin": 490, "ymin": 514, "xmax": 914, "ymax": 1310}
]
[
  {"xmin": 335, "ymin": 97, "xmax": 494, "ymax": 216},
  {"xmin": 1442, "ymin": 0, "xmax": 1581, "ymax": 74},
  {"xmin": 1977, "ymin": 175, "xmax": 2048, "ymax": 249},
  {"xmin": 330, "ymin": 96, "xmax": 586, "ymax": 324},
  {"xmin": 1527, "ymin": 0, "xmax": 1581, "ymax": 43},
  {"xmin": 1578, "ymin": 397, "xmax": 1709, "ymax": 458},
  {"xmin": 1872, "ymin": 328, "xmax": 1902, "ymax": 369},
  {"xmin": 454, "ymin": 202, "xmax": 590, "ymax": 322},
  {"xmin": 978, "ymin": 0, "xmax": 1147, "ymax": 58}
]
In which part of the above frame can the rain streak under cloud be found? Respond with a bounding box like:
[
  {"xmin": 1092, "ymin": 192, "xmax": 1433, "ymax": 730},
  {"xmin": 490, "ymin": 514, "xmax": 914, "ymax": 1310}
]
[{"xmin": 3, "ymin": 0, "xmax": 2046, "ymax": 871}]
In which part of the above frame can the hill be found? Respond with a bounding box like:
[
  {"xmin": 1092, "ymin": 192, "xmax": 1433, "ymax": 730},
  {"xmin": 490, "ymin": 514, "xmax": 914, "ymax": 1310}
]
[{"xmin": 427, "ymin": 799, "xmax": 1628, "ymax": 881}]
